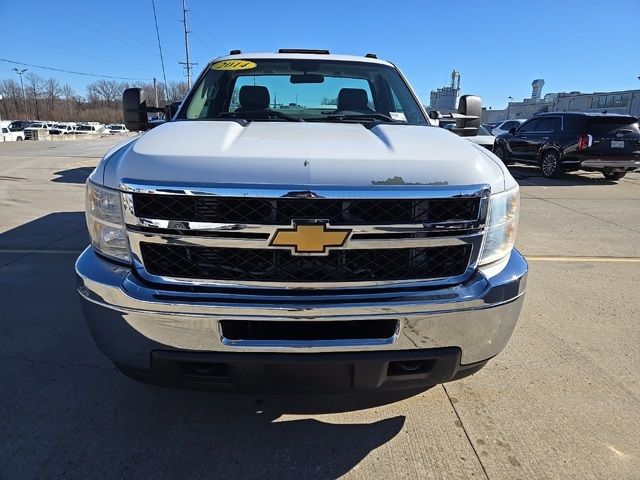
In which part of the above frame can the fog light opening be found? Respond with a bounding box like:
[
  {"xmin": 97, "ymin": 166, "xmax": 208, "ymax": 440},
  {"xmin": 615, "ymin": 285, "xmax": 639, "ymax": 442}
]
[
  {"xmin": 180, "ymin": 362, "xmax": 228, "ymax": 378},
  {"xmin": 387, "ymin": 360, "xmax": 435, "ymax": 376}
]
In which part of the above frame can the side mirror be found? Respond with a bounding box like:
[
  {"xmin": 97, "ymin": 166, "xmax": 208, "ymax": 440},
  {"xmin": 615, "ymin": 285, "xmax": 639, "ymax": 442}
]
[
  {"xmin": 123, "ymin": 88, "xmax": 152, "ymax": 131},
  {"xmin": 455, "ymin": 95, "xmax": 481, "ymax": 136},
  {"xmin": 428, "ymin": 110, "xmax": 441, "ymax": 120},
  {"xmin": 122, "ymin": 88, "xmax": 169, "ymax": 131},
  {"xmin": 509, "ymin": 127, "xmax": 517, "ymax": 135}
]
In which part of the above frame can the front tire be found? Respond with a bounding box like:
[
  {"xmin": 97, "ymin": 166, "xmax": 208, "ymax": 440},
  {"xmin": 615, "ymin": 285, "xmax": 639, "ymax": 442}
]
[
  {"xmin": 540, "ymin": 150, "xmax": 562, "ymax": 178},
  {"xmin": 17, "ymin": 137, "xmax": 24, "ymax": 141},
  {"xmin": 602, "ymin": 169, "xmax": 627, "ymax": 181},
  {"xmin": 494, "ymin": 144, "xmax": 512, "ymax": 165}
]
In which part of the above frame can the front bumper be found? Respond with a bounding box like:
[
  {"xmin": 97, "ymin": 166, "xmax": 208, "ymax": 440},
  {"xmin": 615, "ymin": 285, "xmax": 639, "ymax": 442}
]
[{"xmin": 76, "ymin": 248, "xmax": 527, "ymax": 390}]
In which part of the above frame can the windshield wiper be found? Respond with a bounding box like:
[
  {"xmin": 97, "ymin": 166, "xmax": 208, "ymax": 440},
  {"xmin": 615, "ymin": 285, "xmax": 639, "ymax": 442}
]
[
  {"xmin": 219, "ymin": 110, "xmax": 304, "ymax": 122},
  {"xmin": 325, "ymin": 113, "xmax": 399, "ymax": 123}
]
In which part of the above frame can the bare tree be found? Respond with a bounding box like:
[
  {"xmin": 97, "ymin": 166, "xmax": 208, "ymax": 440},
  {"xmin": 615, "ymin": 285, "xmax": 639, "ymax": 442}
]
[
  {"xmin": 166, "ymin": 81, "xmax": 189, "ymax": 103},
  {"xmin": 0, "ymin": 73, "xmax": 194, "ymax": 124},
  {"xmin": 44, "ymin": 78, "xmax": 62, "ymax": 118},
  {"xmin": 88, "ymin": 79, "xmax": 123, "ymax": 107},
  {"xmin": 0, "ymin": 79, "xmax": 23, "ymax": 118},
  {"xmin": 25, "ymin": 73, "xmax": 45, "ymax": 120},
  {"xmin": 86, "ymin": 82, "xmax": 100, "ymax": 108},
  {"xmin": 61, "ymin": 84, "xmax": 76, "ymax": 117}
]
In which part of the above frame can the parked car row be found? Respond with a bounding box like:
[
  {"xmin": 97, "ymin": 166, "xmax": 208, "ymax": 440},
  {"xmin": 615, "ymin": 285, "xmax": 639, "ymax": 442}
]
[
  {"xmin": 493, "ymin": 112, "xmax": 640, "ymax": 180},
  {"xmin": 0, "ymin": 120, "xmax": 129, "ymax": 142},
  {"xmin": 440, "ymin": 112, "xmax": 639, "ymax": 181}
]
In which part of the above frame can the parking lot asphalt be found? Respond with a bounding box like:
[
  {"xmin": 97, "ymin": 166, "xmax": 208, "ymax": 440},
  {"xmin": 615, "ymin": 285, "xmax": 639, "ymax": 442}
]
[{"xmin": 1, "ymin": 139, "xmax": 639, "ymax": 479}]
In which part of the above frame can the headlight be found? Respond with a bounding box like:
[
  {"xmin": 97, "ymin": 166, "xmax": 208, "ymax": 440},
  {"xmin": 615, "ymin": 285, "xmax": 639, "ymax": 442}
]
[
  {"xmin": 85, "ymin": 181, "xmax": 130, "ymax": 263},
  {"xmin": 479, "ymin": 186, "xmax": 519, "ymax": 266}
]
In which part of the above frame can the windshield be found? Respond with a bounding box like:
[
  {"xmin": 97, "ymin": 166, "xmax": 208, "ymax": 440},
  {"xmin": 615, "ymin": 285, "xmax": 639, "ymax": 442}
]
[
  {"xmin": 181, "ymin": 59, "xmax": 427, "ymax": 124},
  {"xmin": 477, "ymin": 125, "xmax": 492, "ymax": 136}
]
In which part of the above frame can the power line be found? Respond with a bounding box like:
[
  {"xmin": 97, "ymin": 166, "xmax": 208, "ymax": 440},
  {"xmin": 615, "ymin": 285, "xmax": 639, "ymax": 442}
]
[
  {"xmin": 0, "ymin": 58, "xmax": 150, "ymax": 81},
  {"xmin": 151, "ymin": 0, "xmax": 170, "ymax": 102},
  {"xmin": 193, "ymin": 15, "xmax": 228, "ymax": 52},
  {"xmin": 38, "ymin": 3, "xmax": 178, "ymax": 62}
]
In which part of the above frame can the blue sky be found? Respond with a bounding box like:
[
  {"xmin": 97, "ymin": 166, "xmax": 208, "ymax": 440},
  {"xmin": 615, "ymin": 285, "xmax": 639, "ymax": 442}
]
[{"xmin": 1, "ymin": 0, "xmax": 638, "ymax": 109}]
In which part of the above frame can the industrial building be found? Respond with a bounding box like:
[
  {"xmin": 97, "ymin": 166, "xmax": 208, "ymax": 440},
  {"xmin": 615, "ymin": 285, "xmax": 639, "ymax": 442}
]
[
  {"xmin": 482, "ymin": 79, "xmax": 640, "ymax": 122},
  {"xmin": 429, "ymin": 70, "xmax": 461, "ymax": 111}
]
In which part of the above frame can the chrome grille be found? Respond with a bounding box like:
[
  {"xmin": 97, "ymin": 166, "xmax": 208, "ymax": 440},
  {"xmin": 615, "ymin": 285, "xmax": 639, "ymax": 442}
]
[
  {"xmin": 140, "ymin": 243, "xmax": 472, "ymax": 282},
  {"xmin": 122, "ymin": 183, "xmax": 490, "ymax": 288},
  {"xmin": 132, "ymin": 194, "xmax": 480, "ymax": 225}
]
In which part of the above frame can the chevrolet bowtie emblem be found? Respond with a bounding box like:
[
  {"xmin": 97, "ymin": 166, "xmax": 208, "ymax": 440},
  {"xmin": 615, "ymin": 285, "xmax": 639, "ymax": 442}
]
[{"xmin": 270, "ymin": 221, "xmax": 352, "ymax": 255}]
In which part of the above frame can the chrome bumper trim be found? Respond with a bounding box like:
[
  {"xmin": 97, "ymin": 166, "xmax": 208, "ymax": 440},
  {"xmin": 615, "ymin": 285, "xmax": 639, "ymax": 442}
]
[
  {"xmin": 126, "ymin": 229, "xmax": 484, "ymax": 250},
  {"xmin": 76, "ymin": 248, "xmax": 527, "ymax": 365},
  {"xmin": 120, "ymin": 181, "xmax": 492, "ymax": 199},
  {"xmin": 581, "ymin": 159, "xmax": 640, "ymax": 169}
]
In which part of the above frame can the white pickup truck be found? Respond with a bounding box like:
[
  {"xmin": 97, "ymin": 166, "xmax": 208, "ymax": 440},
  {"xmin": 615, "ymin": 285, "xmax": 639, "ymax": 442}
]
[
  {"xmin": 0, "ymin": 120, "xmax": 25, "ymax": 142},
  {"xmin": 76, "ymin": 50, "xmax": 527, "ymax": 392},
  {"xmin": 1, "ymin": 123, "xmax": 25, "ymax": 141},
  {"xmin": 24, "ymin": 122, "xmax": 52, "ymax": 140}
]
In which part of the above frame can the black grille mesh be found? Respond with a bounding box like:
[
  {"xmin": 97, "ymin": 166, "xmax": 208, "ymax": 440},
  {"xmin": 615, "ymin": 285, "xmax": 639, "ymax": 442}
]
[
  {"xmin": 132, "ymin": 194, "xmax": 479, "ymax": 225},
  {"xmin": 140, "ymin": 243, "xmax": 471, "ymax": 282}
]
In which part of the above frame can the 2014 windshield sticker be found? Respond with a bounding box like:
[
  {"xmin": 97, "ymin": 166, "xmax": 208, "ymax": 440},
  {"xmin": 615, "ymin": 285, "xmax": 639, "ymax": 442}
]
[{"xmin": 211, "ymin": 60, "xmax": 257, "ymax": 71}]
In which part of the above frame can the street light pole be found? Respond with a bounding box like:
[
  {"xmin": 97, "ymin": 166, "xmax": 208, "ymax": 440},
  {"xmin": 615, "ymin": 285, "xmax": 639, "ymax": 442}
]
[{"xmin": 12, "ymin": 68, "xmax": 28, "ymax": 120}]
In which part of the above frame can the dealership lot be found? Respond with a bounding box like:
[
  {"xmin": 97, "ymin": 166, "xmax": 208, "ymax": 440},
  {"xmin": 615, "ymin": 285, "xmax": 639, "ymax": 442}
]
[{"xmin": 1, "ymin": 139, "xmax": 639, "ymax": 479}]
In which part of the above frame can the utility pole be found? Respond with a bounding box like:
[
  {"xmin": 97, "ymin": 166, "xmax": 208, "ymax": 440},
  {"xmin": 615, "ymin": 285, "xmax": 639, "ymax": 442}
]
[
  {"xmin": 179, "ymin": 0, "xmax": 197, "ymax": 89},
  {"xmin": 12, "ymin": 68, "xmax": 28, "ymax": 120}
]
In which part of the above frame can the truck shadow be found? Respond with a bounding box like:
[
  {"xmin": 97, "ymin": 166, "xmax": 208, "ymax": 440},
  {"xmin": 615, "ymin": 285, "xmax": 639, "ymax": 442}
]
[
  {"xmin": 0, "ymin": 212, "xmax": 413, "ymax": 479},
  {"xmin": 509, "ymin": 164, "xmax": 619, "ymax": 187},
  {"xmin": 51, "ymin": 167, "xmax": 93, "ymax": 184}
]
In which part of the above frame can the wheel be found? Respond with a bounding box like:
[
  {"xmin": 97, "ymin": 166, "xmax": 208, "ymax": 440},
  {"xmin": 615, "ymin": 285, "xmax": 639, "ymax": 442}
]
[
  {"xmin": 602, "ymin": 169, "xmax": 627, "ymax": 181},
  {"xmin": 494, "ymin": 144, "xmax": 512, "ymax": 165},
  {"xmin": 540, "ymin": 150, "xmax": 563, "ymax": 178},
  {"xmin": 17, "ymin": 137, "xmax": 24, "ymax": 141}
]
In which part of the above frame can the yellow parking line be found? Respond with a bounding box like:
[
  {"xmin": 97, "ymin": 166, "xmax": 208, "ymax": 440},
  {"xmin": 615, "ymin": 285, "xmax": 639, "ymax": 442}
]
[
  {"xmin": 63, "ymin": 160, "xmax": 97, "ymax": 169},
  {"xmin": 527, "ymin": 255, "xmax": 640, "ymax": 263},
  {"xmin": 0, "ymin": 249, "xmax": 82, "ymax": 254}
]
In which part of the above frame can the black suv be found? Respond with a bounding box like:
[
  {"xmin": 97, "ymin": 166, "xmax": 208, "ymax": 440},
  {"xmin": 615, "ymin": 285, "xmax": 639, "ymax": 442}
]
[{"xmin": 493, "ymin": 112, "xmax": 640, "ymax": 180}]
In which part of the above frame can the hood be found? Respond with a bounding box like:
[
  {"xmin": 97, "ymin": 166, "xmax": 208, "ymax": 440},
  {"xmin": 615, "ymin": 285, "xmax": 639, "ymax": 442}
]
[{"xmin": 101, "ymin": 120, "xmax": 508, "ymax": 192}]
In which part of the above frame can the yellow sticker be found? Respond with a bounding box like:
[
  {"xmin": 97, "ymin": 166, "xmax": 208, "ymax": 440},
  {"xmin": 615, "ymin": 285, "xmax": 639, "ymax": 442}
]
[{"xmin": 211, "ymin": 60, "xmax": 257, "ymax": 71}]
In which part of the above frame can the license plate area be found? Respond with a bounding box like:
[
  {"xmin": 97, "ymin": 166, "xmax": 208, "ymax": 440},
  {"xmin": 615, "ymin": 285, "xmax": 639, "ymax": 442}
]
[
  {"xmin": 611, "ymin": 140, "xmax": 625, "ymax": 148},
  {"xmin": 219, "ymin": 319, "xmax": 399, "ymax": 346}
]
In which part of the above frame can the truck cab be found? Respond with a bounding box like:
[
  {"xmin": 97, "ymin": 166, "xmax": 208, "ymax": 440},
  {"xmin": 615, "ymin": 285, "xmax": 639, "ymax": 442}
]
[
  {"xmin": 49, "ymin": 123, "xmax": 77, "ymax": 135},
  {"xmin": 76, "ymin": 50, "xmax": 527, "ymax": 392},
  {"xmin": 1, "ymin": 124, "xmax": 25, "ymax": 141}
]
